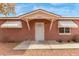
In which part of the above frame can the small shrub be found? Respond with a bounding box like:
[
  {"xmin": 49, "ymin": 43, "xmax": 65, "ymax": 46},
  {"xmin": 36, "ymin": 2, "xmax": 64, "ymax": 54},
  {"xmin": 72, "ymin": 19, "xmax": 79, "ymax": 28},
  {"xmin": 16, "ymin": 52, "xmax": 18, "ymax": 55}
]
[
  {"xmin": 67, "ymin": 40, "xmax": 71, "ymax": 43},
  {"xmin": 72, "ymin": 38, "xmax": 77, "ymax": 42},
  {"xmin": 57, "ymin": 39, "xmax": 63, "ymax": 43},
  {"xmin": 72, "ymin": 35, "xmax": 79, "ymax": 42}
]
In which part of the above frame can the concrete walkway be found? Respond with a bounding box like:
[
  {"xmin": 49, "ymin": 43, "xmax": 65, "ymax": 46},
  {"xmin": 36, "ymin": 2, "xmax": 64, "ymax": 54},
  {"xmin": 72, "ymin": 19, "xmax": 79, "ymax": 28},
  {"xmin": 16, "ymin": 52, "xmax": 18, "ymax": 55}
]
[{"xmin": 13, "ymin": 41, "xmax": 79, "ymax": 50}]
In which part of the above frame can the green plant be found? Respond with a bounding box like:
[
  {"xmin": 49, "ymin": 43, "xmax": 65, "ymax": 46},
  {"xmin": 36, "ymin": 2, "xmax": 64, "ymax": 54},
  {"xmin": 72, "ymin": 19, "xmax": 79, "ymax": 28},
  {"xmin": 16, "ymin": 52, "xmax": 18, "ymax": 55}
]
[
  {"xmin": 57, "ymin": 39, "xmax": 63, "ymax": 43},
  {"xmin": 72, "ymin": 35, "xmax": 79, "ymax": 42},
  {"xmin": 67, "ymin": 40, "xmax": 71, "ymax": 43}
]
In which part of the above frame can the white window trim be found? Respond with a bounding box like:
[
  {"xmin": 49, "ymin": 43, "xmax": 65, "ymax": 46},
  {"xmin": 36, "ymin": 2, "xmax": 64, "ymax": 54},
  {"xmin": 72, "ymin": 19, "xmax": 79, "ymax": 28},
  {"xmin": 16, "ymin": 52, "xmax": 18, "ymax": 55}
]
[
  {"xmin": 59, "ymin": 33, "xmax": 71, "ymax": 35},
  {"xmin": 59, "ymin": 27, "xmax": 71, "ymax": 35}
]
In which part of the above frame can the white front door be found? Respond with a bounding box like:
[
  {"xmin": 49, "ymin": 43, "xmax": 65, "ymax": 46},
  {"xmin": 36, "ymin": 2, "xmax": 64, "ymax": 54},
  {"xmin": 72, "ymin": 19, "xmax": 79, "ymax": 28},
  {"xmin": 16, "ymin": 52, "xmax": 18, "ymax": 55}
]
[{"xmin": 35, "ymin": 22, "xmax": 44, "ymax": 41}]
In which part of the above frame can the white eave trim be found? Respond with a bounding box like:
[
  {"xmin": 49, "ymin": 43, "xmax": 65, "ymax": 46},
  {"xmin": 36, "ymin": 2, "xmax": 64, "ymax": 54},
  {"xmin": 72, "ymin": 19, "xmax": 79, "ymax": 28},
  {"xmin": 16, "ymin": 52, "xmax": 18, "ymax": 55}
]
[
  {"xmin": 60, "ymin": 17, "xmax": 79, "ymax": 20},
  {"xmin": 19, "ymin": 9, "xmax": 61, "ymax": 18},
  {"xmin": 0, "ymin": 17, "xmax": 20, "ymax": 19}
]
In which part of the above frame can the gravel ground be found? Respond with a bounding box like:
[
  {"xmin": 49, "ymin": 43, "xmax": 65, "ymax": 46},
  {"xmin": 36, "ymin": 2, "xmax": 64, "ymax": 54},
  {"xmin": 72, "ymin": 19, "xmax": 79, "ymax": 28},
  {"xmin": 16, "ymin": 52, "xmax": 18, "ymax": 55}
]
[{"xmin": 0, "ymin": 42, "xmax": 79, "ymax": 56}]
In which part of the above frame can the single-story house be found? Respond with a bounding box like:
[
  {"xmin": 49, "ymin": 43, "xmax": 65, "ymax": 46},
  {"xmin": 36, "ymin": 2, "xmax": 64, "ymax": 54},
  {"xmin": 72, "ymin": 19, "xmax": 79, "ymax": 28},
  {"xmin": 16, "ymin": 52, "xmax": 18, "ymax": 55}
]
[{"xmin": 0, "ymin": 9, "xmax": 79, "ymax": 42}]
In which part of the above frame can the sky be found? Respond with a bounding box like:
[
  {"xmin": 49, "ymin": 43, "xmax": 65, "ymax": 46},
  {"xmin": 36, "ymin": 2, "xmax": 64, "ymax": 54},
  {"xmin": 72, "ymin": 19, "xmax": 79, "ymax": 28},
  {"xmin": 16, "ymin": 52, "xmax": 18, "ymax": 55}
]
[{"xmin": 1, "ymin": 3, "xmax": 79, "ymax": 17}]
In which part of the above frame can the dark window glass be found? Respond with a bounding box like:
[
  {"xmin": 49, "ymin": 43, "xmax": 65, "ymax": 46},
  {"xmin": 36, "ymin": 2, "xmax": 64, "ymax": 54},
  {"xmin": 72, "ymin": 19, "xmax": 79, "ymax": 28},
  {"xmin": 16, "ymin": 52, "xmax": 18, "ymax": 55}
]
[
  {"xmin": 59, "ymin": 28, "xmax": 64, "ymax": 33},
  {"xmin": 65, "ymin": 28, "xmax": 70, "ymax": 33}
]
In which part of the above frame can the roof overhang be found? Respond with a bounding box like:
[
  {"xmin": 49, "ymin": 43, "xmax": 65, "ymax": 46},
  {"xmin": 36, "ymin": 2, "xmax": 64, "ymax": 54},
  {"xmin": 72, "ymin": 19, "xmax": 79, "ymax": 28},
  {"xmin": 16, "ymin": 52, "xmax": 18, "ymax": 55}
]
[
  {"xmin": 0, "ymin": 17, "xmax": 20, "ymax": 20},
  {"xmin": 59, "ymin": 17, "xmax": 79, "ymax": 20},
  {"xmin": 19, "ymin": 9, "xmax": 61, "ymax": 21}
]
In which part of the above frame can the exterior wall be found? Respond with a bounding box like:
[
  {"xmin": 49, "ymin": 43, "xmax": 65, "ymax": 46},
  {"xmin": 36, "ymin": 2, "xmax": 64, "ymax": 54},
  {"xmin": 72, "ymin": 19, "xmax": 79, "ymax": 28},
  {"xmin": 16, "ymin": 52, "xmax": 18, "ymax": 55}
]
[
  {"xmin": 50, "ymin": 20, "xmax": 79, "ymax": 41},
  {"xmin": 28, "ymin": 19, "xmax": 79, "ymax": 41},
  {"xmin": 0, "ymin": 19, "xmax": 79, "ymax": 42},
  {"xmin": 29, "ymin": 19, "xmax": 79, "ymax": 42},
  {"xmin": 30, "ymin": 19, "xmax": 51, "ymax": 41},
  {"xmin": 0, "ymin": 19, "xmax": 32, "ymax": 42}
]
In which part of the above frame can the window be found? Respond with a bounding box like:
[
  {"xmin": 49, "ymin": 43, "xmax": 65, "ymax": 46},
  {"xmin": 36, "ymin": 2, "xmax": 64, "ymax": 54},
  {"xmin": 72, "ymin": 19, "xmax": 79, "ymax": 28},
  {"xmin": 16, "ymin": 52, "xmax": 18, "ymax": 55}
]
[
  {"xmin": 59, "ymin": 27, "xmax": 71, "ymax": 35},
  {"xmin": 65, "ymin": 28, "xmax": 70, "ymax": 33},
  {"xmin": 59, "ymin": 28, "xmax": 64, "ymax": 33}
]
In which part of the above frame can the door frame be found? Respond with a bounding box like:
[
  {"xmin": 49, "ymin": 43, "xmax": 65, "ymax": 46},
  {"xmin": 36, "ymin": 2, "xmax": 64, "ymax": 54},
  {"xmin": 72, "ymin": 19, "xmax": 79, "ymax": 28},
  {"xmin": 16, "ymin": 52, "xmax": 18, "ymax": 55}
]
[{"xmin": 35, "ymin": 22, "xmax": 44, "ymax": 41}]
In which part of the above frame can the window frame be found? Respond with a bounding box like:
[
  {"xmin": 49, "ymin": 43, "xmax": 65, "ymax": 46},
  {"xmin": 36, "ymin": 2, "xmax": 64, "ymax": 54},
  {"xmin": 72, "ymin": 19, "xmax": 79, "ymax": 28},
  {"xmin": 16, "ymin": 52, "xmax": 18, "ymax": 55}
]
[{"xmin": 59, "ymin": 27, "xmax": 71, "ymax": 35}]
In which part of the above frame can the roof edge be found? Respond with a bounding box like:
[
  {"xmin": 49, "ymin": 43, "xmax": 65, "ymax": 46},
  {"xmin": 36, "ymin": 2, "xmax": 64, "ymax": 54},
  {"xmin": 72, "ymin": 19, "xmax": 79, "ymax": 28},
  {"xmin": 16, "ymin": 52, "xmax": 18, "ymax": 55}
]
[
  {"xmin": 0, "ymin": 9, "xmax": 79, "ymax": 20},
  {"xmin": 60, "ymin": 17, "xmax": 79, "ymax": 19},
  {"xmin": 0, "ymin": 17, "xmax": 20, "ymax": 19},
  {"xmin": 18, "ymin": 9, "xmax": 61, "ymax": 18}
]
